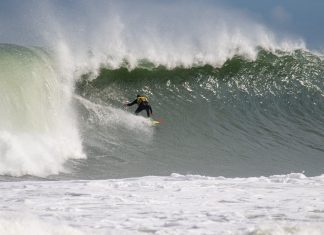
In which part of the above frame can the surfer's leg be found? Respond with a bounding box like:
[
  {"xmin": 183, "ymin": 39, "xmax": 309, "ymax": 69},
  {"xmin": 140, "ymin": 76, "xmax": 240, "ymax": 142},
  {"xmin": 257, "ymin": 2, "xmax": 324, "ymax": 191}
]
[
  {"xmin": 135, "ymin": 105, "xmax": 145, "ymax": 115},
  {"xmin": 145, "ymin": 106, "xmax": 150, "ymax": 117}
]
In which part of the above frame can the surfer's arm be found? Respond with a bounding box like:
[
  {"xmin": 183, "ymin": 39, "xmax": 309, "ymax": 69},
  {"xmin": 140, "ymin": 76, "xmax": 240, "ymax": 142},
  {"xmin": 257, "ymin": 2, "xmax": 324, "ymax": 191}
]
[
  {"xmin": 126, "ymin": 99, "xmax": 137, "ymax": 106},
  {"xmin": 149, "ymin": 106, "xmax": 153, "ymax": 115}
]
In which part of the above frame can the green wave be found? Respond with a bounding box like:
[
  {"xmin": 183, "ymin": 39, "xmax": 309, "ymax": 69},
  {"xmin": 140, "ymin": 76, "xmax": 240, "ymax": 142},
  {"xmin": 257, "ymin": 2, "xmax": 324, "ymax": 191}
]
[
  {"xmin": 76, "ymin": 48, "xmax": 324, "ymax": 179},
  {"xmin": 77, "ymin": 49, "xmax": 324, "ymax": 102}
]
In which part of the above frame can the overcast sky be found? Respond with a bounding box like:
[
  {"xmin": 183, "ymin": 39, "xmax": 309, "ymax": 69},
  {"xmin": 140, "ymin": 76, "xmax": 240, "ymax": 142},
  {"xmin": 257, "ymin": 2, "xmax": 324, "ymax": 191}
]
[{"xmin": 219, "ymin": 0, "xmax": 324, "ymax": 49}]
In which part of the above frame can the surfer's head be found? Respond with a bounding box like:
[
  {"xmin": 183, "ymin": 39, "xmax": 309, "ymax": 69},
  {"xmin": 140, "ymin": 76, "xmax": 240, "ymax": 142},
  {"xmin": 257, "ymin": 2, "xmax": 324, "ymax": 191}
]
[{"xmin": 137, "ymin": 94, "xmax": 140, "ymax": 97}]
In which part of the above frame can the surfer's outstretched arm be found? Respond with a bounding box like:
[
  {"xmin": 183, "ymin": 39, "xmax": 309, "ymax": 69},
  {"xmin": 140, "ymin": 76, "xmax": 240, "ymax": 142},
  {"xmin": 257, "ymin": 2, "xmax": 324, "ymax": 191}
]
[{"xmin": 125, "ymin": 99, "xmax": 137, "ymax": 106}]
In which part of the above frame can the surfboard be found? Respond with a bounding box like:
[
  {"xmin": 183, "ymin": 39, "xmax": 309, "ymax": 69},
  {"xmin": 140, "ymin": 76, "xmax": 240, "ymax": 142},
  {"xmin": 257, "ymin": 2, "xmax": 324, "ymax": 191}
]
[{"xmin": 149, "ymin": 118, "xmax": 161, "ymax": 126}]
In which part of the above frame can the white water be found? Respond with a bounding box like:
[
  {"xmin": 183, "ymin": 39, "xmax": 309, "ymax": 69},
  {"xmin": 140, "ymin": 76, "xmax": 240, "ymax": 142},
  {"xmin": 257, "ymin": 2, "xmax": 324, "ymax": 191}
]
[
  {"xmin": 1, "ymin": 173, "xmax": 324, "ymax": 234},
  {"xmin": 76, "ymin": 95, "xmax": 153, "ymax": 134},
  {"xmin": 0, "ymin": 46, "xmax": 85, "ymax": 177}
]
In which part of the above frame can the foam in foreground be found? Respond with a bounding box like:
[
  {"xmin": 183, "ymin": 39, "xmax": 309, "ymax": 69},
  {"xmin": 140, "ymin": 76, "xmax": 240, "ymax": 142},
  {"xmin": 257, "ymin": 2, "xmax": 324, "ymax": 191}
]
[{"xmin": 1, "ymin": 173, "xmax": 324, "ymax": 235}]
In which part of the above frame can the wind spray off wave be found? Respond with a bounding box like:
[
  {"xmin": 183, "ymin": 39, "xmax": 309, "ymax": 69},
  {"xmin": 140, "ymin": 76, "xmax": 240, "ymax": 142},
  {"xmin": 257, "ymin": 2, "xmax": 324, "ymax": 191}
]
[{"xmin": 11, "ymin": 0, "xmax": 305, "ymax": 72}]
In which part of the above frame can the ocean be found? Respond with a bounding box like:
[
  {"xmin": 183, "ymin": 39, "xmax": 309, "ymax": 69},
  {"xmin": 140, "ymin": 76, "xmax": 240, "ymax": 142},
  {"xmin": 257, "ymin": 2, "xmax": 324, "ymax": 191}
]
[{"xmin": 0, "ymin": 1, "xmax": 324, "ymax": 234}]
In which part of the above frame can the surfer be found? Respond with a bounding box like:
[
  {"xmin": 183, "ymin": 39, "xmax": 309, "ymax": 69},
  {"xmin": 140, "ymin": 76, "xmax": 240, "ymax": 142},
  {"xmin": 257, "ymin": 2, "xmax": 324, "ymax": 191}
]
[{"xmin": 125, "ymin": 95, "xmax": 153, "ymax": 117}]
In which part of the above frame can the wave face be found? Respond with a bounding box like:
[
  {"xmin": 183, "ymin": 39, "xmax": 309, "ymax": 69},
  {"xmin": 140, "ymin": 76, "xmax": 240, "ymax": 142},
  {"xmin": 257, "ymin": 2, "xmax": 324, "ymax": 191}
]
[
  {"xmin": 75, "ymin": 49, "xmax": 324, "ymax": 179},
  {"xmin": 0, "ymin": 44, "xmax": 84, "ymax": 177}
]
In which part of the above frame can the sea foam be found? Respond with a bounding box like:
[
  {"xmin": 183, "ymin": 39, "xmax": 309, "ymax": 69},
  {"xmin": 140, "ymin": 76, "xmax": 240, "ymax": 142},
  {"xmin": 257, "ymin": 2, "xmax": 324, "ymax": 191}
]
[{"xmin": 0, "ymin": 173, "xmax": 323, "ymax": 234}]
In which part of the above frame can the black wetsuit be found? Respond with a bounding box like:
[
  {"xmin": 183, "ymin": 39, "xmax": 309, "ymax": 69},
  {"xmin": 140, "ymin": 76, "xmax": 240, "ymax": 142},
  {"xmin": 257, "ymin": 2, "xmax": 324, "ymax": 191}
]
[{"xmin": 127, "ymin": 99, "xmax": 153, "ymax": 117}]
